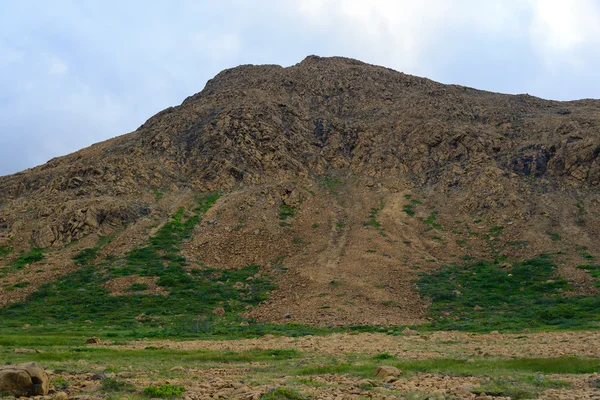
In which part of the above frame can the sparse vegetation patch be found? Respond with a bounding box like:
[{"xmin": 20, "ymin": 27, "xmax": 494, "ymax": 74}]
[
  {"xmin": 0, "ymin": 193, "xmax": 287, "ymax": 337},
  {"xmin": 10, "ymin": 248, "xmax": 44, "ymax": 270},
  {"xmin": 279, "ymin": 204, "xmax": 295, "ymax": 220},
  {"xmin": 102, "ymin": 377, "xmax": 135, "ymax": 393},
  {"xmin": 471, "ymin": 376, "xmax": 571, "ymax": 400},
  {"xmin": 318, "ymin": 175, "xmax": 342, "ymax": 195},
  {"xmin": 262, "ymin": 387, "xmax": 307, "ymax": 400},
  {"xmin": 547, "ymin": 232, "xmax": 561, "ymax": 241},
  {"xmin": 363, "ymin": 200, "xmax": 384, "ymax": 228},
  {"xmin": 402, "ymin": 204, "xmax": 415, "ymax": 217},
  {"xmin": 418, "ymin": 254, "xmax": 600, "ymax": 331},
  {"xmin": 0, "ymin": 245, "xmax": 13, "ymax": 258},
  {"xmin": 577, "ymin": 264, "xmax": 600, "ymax": 288}
]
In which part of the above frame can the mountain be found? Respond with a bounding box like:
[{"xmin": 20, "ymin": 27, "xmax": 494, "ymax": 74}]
[{"xmin": 0, "ymin": 56, "xmax": 599, "ymax": 329}]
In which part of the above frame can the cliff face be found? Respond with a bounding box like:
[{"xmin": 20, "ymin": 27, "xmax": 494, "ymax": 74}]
[{"xmin": 0, "ymin": 56, "xmax": 599, "ymax": 325}]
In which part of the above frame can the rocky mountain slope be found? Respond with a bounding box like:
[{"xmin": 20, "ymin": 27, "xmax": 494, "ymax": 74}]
[{"xmin": 1, "ymin": 56, "xmax": 599, "ymax": 327}]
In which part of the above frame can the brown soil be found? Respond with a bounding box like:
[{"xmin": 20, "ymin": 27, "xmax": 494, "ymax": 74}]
[
  {"xmin": 101, "ymin": 275, "xmax": 167, "ymax": 296},
  {"xmin": 104, "ymin": 331, "xmax": 600, "ymax": 359}
]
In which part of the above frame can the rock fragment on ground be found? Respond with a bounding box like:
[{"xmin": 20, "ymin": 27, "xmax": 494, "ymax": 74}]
[{"xmin": 373, "ymin": 366, "xmax": 402, "ymax": 378}]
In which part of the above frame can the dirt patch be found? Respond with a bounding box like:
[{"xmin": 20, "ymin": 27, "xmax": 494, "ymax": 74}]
[
  {"xmin": 102, "ymin": 276, "xmax": 168, "ymax": 296},
  {"xmin": 104, "ymin": 330, "xmax": 600, "ymax": 359},
  {"xmin": 559, "ymin": 263, "xmax": 599, "ymax": 296}
]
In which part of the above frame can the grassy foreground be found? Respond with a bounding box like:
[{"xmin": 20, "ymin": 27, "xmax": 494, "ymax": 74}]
[
  {"xmin": 1, "ymin": 332, "xmax": 598, "ymax": 399},
  {"xmin": 1, "ymin": 191, "xmax": 599, "ymax": 398}
]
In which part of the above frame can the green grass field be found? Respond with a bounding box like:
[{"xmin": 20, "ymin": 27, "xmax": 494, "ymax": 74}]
[{"xmin": 418, "ymin": 254, "xmax": 600, "ymax": 332}]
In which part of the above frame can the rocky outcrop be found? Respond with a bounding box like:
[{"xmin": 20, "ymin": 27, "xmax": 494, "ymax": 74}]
[{"xmin": 1, "ymin": 56, "xmax": 599, "ymax": 251}]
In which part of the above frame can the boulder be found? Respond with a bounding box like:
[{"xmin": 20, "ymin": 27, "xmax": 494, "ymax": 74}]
[
  {"xmin": 212, "ymin": 307, "xmax": 226, "ymax": 316},
  {"xmin": 0, "ymin": 368, "xmax": 31, "ymax": 396},
  {"xmin": 13, "ymin": 348, "xmax": 40, "ymax": 354},
  {"xmin": 402, "ymin": 327, "xmax": 419, "ymax": 336},
  {"xmin": 453, "ymin": 387, "xmax": 475, "ymax": 398},
  {"xmin": 0, "ymin": 362, "xmax": 49, "ymax": 396},
  {"xmin": 55, "ymin": 391, "xmax": 69, "ymax": 400},
  {"xmin": 373, "ymin": 366, "xmax": 403, "ymax": 378}
]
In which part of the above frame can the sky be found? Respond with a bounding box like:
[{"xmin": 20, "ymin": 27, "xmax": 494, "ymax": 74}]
[{"xmin": 1, "ymin": 0, "xmax": 600, "ymax": 176}]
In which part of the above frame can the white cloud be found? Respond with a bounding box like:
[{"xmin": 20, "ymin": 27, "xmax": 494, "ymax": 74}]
[
  {"xmin": 194, "ymin": 32, "xmax": 241, "ymax": 61},
  {"xmin": 529, "ymin": 0, "xmax": 600, "ymax": 51},
  {"xmin": 0, "ymin": 40, "xmax": 23, "ymax": 67},
  {"xmin": 296, "ymin": 0, "xmax": 447, "ymax": 70},
  {"xmin": 527, "ymin": 0, "xmax": 600, "ymax": 72},
  {"xmin": 46, "ymin": 54, "xmax": 69, "ymax": 75},
  {"xmin": 294, "ymin": 0, "xmax": 531, "ymax": 73}
]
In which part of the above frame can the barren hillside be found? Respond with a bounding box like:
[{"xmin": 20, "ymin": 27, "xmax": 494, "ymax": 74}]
[{"xmin": 1, "ymin": 56, "xmax": 599, "ymax": 327}]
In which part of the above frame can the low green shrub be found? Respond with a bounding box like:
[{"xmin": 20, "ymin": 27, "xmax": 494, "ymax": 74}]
[
  {"xmin": 279, "ymin": 204, "xmax": 295, "ymax": 220},
  {"xmin": 143, "ymin": 384, "xmax": 185, "ymax": 398},
  {"xmin": 318, "ymin": 176, "xmax": 342, "ymax": 195},
  {"xmin": 372, "ymin": 353, "xmax": 395, "ymax": 360},
  {"xmin": 101, "ymin": 377, "xmax": 135, "ymax": 393},
  {"xmin": 51, "ymin": 376, "xmax": 70, "ymax": 391},
  {"xmin": 402, "ymin": 204, "xmax": 415, "ymax": 217},
  {"xmin": 262, "ymin": 387, "xmax": 307, "ymax": 400},
  {"xmin": 0, "ymin": 246, "xmax": 13, "ymax": 258},
  {"xmin": 547, "ymin": 232, "xmax": 561, "ymax": 241},
  {"xmin": 127, "ymin": 283, "xmax": 148, "ymax": 292}
]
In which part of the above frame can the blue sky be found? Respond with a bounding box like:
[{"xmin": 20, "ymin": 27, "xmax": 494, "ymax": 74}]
[{"xmin": 1, "ymin": 0, "xmax": 599, "ymax": 176}]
